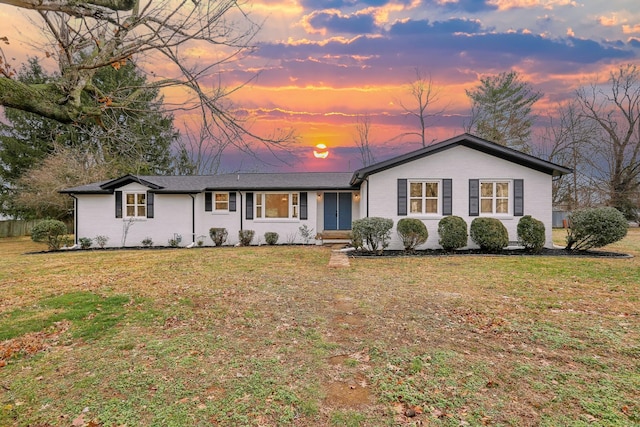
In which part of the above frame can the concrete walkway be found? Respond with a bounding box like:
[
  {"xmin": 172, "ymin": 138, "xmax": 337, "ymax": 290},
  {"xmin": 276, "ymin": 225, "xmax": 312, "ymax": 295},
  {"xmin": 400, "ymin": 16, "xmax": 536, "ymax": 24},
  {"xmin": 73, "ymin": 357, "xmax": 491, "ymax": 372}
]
[{"xmin": 328, "ymin": 247, "xmax": 351, "ymax": 268}]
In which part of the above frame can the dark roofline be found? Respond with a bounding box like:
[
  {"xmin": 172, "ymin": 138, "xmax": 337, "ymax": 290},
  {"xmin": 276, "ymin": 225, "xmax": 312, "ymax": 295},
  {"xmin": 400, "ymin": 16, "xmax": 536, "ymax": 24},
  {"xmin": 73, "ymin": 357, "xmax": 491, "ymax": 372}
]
[
  {"xmin": 350, "ymin": 133, "xmax": 573, "ymax": 185},
  {"xmin": 99, "ymin": 174, "xmax": 164, "ymax": 191}
]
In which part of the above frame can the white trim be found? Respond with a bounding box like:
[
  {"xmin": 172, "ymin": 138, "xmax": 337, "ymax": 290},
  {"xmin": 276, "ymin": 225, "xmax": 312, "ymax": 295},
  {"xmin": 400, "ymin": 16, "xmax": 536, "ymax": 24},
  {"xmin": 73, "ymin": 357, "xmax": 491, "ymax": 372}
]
[
  {"xmin": 479, "ymin": 180, "xmax": 512, "ymax": 216},
  {"xmin": 408, "ymin": 179, "xmax": 441, "ymax": 216},
  {"xmin": 124, "ymin": 191, "xmax": 146, "ymax": 218}
]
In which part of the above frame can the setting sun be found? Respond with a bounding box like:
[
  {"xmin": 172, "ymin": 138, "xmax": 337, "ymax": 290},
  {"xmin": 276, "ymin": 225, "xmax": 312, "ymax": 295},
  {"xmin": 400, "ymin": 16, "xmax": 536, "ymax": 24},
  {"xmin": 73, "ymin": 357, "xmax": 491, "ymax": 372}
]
[{"xmin": 313, "ymin": 143, "xmax": 329, "ymax": 159}]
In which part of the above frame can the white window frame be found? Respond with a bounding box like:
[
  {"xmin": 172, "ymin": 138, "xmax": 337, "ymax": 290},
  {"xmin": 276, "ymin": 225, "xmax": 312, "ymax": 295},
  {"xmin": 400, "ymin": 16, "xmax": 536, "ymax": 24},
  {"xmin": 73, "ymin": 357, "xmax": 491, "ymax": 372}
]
[
  {"xmin": 408, "ymin": 180, "xmax": 441, "ymax": 216},
  {"xmin": 479, "ymin": 180, "xmax": 511, "ymax": 216},
  {"xmin": 213, "ymin": 192, "xmax": 229, "ymax": 212},
  {"xmin": 124, "ymin": 191, "xmax": 146, "ymax": 218},
  {"xmin": 255, "ymin": 192, "xmax": 300, "ymax": 220}
]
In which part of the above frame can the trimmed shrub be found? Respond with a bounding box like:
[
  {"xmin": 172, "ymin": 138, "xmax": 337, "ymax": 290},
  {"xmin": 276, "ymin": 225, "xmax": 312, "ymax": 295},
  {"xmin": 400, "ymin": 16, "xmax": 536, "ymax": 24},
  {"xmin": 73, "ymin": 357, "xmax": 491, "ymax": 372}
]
[
  {"xmin": 351, "ymin": 217, "xmax": 393, "ymax": 253},
  {"xmin": 565, "ymin": 207, "xmax": 628, "ymax": 251},
  {"xmin": 517, "ymin": 215, "xmax": 545, "ymax": 252},
  {"xmin": 31, "ymin": 219, "xmax": 68, "ymax": 251},
  {"xmin": 438, "ymin": 216, "xmax": 468, "ymax": 251},
  {"xmin": 264, "ymin": 232, "xmax": 279, "ymax": 245},
  {"xmin": 470, "ymin": 217, "xmax": 509, "ymax": 252},
  {"xmin": 239, "ymin": 229, "xmax": 255, "ymax": 246},
  {"xmin": 396, "ymin": 218, "xmax": 428, "ymax": 252},
  {"xmin": 141, "ymin": 237, "xmax": 154, "ymax": 248},
  {"xmin": 79, "ymin": 237, "xmax": 93, "ymax": 249},
  {"xmin": 209, "ymin": 228, "xmax": 228, "ymax": 246}
]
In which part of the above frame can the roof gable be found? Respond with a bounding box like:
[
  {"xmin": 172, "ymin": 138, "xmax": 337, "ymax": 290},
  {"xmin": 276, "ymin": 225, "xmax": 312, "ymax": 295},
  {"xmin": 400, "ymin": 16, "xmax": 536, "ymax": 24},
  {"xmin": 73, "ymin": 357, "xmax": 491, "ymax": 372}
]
[
  {"xmin": 350, "ymin": 133, "xmax": 573, "ymax": 185},
  {"xmin": 99, "ymin": 174, "xmax": 164, "ymax": 191}
]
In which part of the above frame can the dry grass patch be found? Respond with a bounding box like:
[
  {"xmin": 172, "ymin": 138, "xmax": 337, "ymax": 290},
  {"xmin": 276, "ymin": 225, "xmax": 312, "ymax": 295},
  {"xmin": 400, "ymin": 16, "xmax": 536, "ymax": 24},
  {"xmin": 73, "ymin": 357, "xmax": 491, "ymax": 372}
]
[{"xmin": 0, "ymin": 232, "xmax": 639, "ymax": 426}]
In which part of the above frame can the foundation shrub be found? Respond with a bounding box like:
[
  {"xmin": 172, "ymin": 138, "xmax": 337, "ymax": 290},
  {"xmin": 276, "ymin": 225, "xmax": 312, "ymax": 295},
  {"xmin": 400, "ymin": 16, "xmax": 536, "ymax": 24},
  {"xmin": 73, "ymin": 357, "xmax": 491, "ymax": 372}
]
[
  {"xmin": 565, "ymin": 207, "xmax": 628, "ymax": 251},
  {"xmin": 351, "ymin": 217, "xmax": 393, "ymax": 253},
  {"xmin": 438, "ymin": 216, "xmax": 468, "ymax": 251},
  {"xmin": 31, "ymin": 219, "xmax": 68, "ymax": 251},
  {"xmin": 517, "ymin": 215, "xmax": 546, "ymax": 252},
  {"xmin": 470, "ymin": 217, "xmax": 509, "ymax": 252},
  {"xmin": 209, "ymin": 228, "xmax": 228, "ymax": 246},
  {"xmin": 396, "ymin": 218, "xmax": 428, "ymax": 252},
  {"xmin": 264, "ymin": 232, "xmax": 279, "ymax": 245},
  {"xmin": 238, "ymin": 230, "xmax": 255, "ymax": 246}
]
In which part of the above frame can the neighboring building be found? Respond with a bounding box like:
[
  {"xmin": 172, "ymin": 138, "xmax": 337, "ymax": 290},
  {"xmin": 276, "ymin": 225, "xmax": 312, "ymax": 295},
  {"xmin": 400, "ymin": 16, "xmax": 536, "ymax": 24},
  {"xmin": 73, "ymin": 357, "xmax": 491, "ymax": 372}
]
[{"xmin": 61, "ymin": 134, "xmax": 572, "ymax": 249}]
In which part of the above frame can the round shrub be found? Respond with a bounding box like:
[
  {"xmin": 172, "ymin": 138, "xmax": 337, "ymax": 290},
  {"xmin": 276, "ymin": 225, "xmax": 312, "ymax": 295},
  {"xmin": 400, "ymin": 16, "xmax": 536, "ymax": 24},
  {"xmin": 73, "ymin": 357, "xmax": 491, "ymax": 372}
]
[
  {"xmin": 209, "ymin": 227, "xmax": 228, "ymax": 246},
  {"xmin": 517, "ymin": 215, "xmax": 545, "ymax": 252},
  {"xmin": 438, "ymin": 216, "xmax": 468, "ymax": 251},
  {"xmin": 31, "ymin": 219, "xmax": 68, "ymax": 251},
  {"xmin": 565, "ymin": 207, "xmax": 628, "ymax": 251},
  {"xmin": 470, "ymin": 217, "xmax": 509, "ymax": 252},
  {"xmin": 264, "ymin": 232, "xmax": 279, "ymax": 245},
  {"xmin": 351, "ymin": 217, "xmax": 393, "ymax": 253},
  {"xmin": 79, "ymin": 237, "xmax": 93, "ymax": 249},
  {"xmin": 238, "ymin": 229, "xmax": 255, "ymax": 246},
  {"xmin": 396, "ymin": 218, "xmax": 428, "ymax": 252}
]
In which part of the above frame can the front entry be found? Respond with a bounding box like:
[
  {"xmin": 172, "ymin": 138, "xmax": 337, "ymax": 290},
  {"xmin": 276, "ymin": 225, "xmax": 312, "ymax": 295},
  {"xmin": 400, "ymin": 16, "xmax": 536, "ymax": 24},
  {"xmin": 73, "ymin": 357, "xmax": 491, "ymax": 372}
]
[{"xmin": 324, "ymin": 192, "xmax": 352, "ymax": 230}]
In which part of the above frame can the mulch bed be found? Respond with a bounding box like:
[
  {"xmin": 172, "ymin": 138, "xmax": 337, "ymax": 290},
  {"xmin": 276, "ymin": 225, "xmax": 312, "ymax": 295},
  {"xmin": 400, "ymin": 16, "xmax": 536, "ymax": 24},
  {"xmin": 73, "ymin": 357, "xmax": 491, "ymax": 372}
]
[{"xmin": 348, "ymin": 248, "xmax": 632, "ymax": 258}]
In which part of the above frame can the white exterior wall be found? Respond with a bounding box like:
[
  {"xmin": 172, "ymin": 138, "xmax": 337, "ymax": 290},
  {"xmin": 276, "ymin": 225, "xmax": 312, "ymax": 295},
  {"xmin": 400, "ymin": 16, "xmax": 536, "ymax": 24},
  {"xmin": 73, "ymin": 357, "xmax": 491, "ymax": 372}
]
[
  {"xmin": 76, "ymin": 183, "xmax": 194, "ymax": 247},
  {"xmin": 365, "ymin": 145, "xmax": 554, "ymax": 250},
  {"xmin": 76, "ymin": 187, "xmax": 325, "ymax": 247}
]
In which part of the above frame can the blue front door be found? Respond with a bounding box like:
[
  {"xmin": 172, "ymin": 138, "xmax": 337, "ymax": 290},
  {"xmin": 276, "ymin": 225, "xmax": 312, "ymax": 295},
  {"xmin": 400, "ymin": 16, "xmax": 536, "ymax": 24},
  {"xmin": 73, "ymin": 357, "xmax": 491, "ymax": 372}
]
[{"xmin": 324, "ymin": 192, "xmax": 352, "ymax": 230}]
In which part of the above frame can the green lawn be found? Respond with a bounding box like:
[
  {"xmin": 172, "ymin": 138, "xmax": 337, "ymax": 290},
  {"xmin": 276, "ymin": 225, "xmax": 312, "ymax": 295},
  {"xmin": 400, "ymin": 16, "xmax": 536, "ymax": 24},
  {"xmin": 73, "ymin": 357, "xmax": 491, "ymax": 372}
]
[{"xmin": 1, "ymin": 230, "xmax": 639, "ymax": 426}]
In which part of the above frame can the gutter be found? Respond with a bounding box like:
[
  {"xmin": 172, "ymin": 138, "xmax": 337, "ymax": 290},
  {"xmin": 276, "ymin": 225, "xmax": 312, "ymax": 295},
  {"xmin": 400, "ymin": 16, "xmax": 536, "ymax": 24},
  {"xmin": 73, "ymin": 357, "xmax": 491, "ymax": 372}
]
[{"xmin": 70, "ymin": 194, "xmax": 78, "ymax": 245}]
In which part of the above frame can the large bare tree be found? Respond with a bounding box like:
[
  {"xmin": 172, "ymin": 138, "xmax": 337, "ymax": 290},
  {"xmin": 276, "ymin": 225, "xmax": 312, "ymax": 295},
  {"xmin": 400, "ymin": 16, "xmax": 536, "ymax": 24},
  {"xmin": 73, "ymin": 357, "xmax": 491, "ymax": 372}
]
[
  {"xmin": 0, "ymin": 0, "xmax": 293, "ymax": 152},
  {"xmin": 353, "ymin": 114, "xmax": 376, "ymax": 167},
  {"xmin": 398, "ymin": 68, "xmax": 446, "ymax": 147},
  {"xmin": 576, "ymin": 64, "xmax": 640, "ymax": 220}
]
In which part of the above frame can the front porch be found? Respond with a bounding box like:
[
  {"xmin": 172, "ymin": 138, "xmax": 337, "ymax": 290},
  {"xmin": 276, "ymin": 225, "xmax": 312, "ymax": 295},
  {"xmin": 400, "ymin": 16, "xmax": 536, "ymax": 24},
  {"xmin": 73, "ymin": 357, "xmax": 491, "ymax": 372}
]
[{"xmin": 317, "ymin": 230, "xmax": 352, "ymax": 245}]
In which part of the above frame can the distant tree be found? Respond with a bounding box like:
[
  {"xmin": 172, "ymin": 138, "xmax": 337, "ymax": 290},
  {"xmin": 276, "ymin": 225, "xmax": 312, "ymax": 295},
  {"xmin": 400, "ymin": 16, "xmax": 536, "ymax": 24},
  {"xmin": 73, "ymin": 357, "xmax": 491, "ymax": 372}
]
[
  {"xmin": 353, "ymin": 114, "xmax": 376, "ymax": 167},
  {"xmin": 12, "ymin": 145, "xmax": 110, "ymax": 220},
  {"xmin": 466, "ymin": 71, "xmax": 542, "ymax": 152},
  {"xmin": 399, "ymin": 68, "xmax": 446, "ymax": 147},
  {"xmin": 536, "ymin": 101, "xmax": 598, "ymax": 210},
  {"xmin": 576, "ymin": 64, "xmax": 640, "ymax": 221}
]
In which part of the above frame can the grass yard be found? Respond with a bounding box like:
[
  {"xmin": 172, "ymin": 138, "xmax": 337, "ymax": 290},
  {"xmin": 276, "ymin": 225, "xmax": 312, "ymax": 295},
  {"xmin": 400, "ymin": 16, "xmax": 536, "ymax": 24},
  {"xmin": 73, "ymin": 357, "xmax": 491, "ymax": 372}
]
[{"xmin": 1, "ymin": 230, "xmax": 639, "ymax": 426}]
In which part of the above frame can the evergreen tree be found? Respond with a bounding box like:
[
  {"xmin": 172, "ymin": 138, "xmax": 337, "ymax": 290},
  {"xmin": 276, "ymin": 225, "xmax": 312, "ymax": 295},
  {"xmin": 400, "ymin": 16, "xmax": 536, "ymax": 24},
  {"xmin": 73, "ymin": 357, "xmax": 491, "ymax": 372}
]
[
  {"xmin": 0, "ymin": 57, "xmax": 179, "ymax": 219},
  {"xmin": 465, "ymin": 71, "xmax": 542, "ymax": 152}
]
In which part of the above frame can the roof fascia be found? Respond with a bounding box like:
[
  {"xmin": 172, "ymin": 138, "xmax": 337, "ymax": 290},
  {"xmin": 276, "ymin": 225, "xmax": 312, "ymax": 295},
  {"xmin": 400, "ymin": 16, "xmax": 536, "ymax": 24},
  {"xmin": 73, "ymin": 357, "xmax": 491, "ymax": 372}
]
[{"xmin": 99, "ymin": 174, "xmax": 163, "ymax": 190}]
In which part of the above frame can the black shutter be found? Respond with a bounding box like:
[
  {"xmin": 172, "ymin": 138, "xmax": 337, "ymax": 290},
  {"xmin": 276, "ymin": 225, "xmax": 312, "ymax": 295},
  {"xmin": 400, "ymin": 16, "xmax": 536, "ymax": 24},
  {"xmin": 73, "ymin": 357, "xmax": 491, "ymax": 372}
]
[
  {"xmin": 246, "ymin": 192, "xmax": 254, "ymax": 220},
  {"xmin": 115, "ymin": 191, "xmax": 123, "ymax": 218},
  {"xmin": 146, "ymin": 192, "xmax": 154, "ymax": 218},
  {"xmin": 469, "ymin": 179, "xmax": 479, "ymax": 216},
  {"xmin": 205, "ymin": 192, "xmax": 212, "ymax": 212},
  {"xmin": 300, "ymin": 192, "xmax": 308, "ymax": 220},
  {"xmin": 397, "ymin": 179, "xmax": 407, "ymax": 216},
  {"xmin": 514, "ymin": 179, "xmax": 524, "ymax": 216},
  {"xmin": 442, "ymin": 179, "xmax": 452, "ymax": 216},
  {"xmin": 229, "ymin": 192, "xmax": 236, "ymax": 212}
]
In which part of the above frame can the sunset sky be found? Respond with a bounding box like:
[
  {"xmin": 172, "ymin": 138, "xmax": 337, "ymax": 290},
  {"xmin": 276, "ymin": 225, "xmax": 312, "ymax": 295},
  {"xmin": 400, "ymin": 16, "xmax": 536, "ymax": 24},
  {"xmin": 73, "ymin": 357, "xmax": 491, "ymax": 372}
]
[{"xmin": 1, "ymin": 0, "xmax": 639, "ymax": 172}]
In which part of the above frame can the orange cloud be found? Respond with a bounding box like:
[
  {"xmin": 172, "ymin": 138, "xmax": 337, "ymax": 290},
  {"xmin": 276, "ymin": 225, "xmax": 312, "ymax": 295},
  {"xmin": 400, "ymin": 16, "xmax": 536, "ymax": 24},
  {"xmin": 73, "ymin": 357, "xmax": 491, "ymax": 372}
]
[{"xmin": 622, "ymin": 24, "xmax": 640, "ymax": 34}]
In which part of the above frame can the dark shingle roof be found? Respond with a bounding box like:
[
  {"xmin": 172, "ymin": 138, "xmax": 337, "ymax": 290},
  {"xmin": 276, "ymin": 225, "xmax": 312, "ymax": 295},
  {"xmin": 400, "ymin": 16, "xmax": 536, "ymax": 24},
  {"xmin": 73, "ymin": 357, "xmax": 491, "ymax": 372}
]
[
  {"xmin": 350, "ymin": 133, "xmax": 573, "ymax": 185},
  {"xmin": 61, "ymin": 172, "xmax": 356, "ymax": 194}
]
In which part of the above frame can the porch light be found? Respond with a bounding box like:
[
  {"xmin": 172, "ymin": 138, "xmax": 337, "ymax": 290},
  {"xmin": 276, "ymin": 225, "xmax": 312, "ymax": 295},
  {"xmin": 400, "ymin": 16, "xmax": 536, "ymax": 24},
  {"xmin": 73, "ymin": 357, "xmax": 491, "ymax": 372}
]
[
  {"xmin": 353, "ymin": 192, "xmax": 360, "ymax": 201},
  {"xmin": 317, "ymin": 193, "xmax": 322, "ymax": 200}
]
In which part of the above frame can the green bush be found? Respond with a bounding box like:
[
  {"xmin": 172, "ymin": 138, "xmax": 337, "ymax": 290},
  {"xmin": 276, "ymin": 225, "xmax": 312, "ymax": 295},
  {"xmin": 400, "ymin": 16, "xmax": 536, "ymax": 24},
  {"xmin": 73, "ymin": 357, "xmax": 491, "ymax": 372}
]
[
  {"xmin": 351, "ymin": 217, "xmax": 393, "ymax": 253},
  {"xmin": 141, "ymin": 237, "xmax": 153, "ymax": 248},
  {"xmin": 565, "ymin": 207, "xmax": 628, "ymax": 251},
  {"xmin": 31, "ymin": 219, "xmax": 68, "ymax": 251},
  {"xmin": 470, "ymin": 217, "xmax": 509, "ymax": 252},
  {"xmin": 396, "ymin": 218, "xmax": 428, "ymax": 252},
  {"xmin": 79, "ymin": 237, "xmax": 93, "ymax": 249},
  {"xmin": 264, "ymin": 232, "xmax": 279, "ymax": 245},
  {"xmin": 438, "ymin": 216, "xmax": 468, "ymax": 251},
  {"xmin": 517, "ymin": 215, "xmax": 546, "ymax": 252},
  {"xmin": 209, "ymin": 228, "xmax": 228, "ymax": 246},
  {"xmin": 239, "ymin": 229, "xmax": 255, "ymax": 246}
]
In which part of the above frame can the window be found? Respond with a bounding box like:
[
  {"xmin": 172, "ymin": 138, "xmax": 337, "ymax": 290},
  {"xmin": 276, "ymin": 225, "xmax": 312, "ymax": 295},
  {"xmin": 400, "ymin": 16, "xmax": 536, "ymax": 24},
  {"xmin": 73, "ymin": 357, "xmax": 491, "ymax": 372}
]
[
  {"xmin": 408, "ymin": 181, "xmax": 440, "ymax": 215},
  {"xmin": 480, "ymin": 181, "xmax": 510, "ymax": 214},
  {"xmin": 214, "ymin": 192, "xmax": 229, "ymax": 211},
  {"xmin": 125, "ymin": 192, "xmax": 146, "ymax": 217},
  {"xmin": 255, "ymin": 193, "xmax": 299, "ymax": 219}
]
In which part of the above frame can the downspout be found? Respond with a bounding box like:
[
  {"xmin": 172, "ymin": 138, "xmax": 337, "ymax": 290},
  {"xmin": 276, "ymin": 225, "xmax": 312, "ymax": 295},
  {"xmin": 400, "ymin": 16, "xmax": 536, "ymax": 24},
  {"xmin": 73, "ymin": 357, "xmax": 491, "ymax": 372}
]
[
  {"xmin": 239, "ymin": 191, "xmax": 243, "ymax": 231},
  {"xmin": 189, "ymin": 194, "xmax": 195, "ymax": 244},
  {"xmin": 365, "ymin": 177, "xmax": 370, "ymax": 217},
  {"xmin": 70, "ymin": 194, "xmax": 78, "ymax": 245}
]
